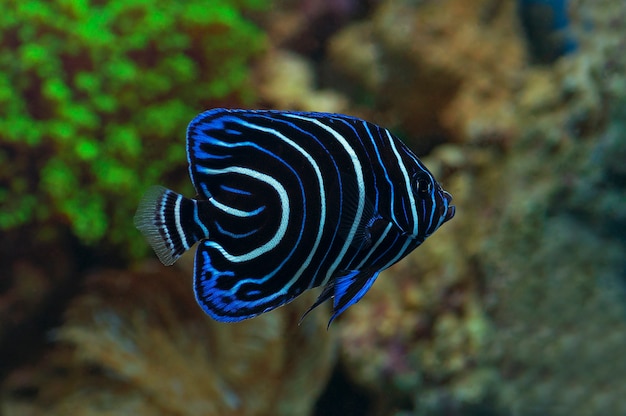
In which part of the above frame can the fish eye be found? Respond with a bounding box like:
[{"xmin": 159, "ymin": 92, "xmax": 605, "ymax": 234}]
[{"xmin": 413, "ymin": 173, "xmax": 432, "ymax": 198}]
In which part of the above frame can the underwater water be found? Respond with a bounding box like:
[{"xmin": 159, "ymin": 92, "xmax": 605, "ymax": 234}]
[{"xmin": 1, "ymin": 0, "xmax": 625, "ymax": 415}]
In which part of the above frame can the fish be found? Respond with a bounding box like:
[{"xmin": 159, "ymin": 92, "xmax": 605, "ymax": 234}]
[
  {"xmin": 134, "ymin": 108, "xmax": 455, "ymax": 326},
  {"xmin": 517, "ymin": 0, "xmax": 577, "ymax": 64}
]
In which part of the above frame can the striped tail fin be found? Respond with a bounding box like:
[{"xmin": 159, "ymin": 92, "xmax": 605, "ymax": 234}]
[{"xmin": 134, "ymin": 186, "xmax": 208, "ymax": 266}]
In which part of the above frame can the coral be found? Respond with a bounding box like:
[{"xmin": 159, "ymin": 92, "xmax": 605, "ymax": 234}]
[
  {"xmin": 326, "ymin": 0, "xmax": 526, "ymax": 151},
  {"xmin": 0, "ymin": 0, "xmax": 267, "ymax": 255},
  {"xmin": 330, "ymin": 0, "xmax": 626, "ymax": 415},
  {"xmin": 487, "ymin": 218, "xmax": 626, "ymax": 416},
  {"xmin": 256, "ymin": 0, "xmax": 381, "ymax": 58},
  {"xmin": 1, "ymin": 261, "xmax": 336, "ymax": 416},
  {"xmin": 0, "ymin": 227, "xmax": 79, "ymax": 378},
  {"xmin": 484, "ymin": 1, "xmax": 626, "ymax": 414},
  {"xmin": 255, "ymin": 48, "xmax": 348, "ymax": 113}
]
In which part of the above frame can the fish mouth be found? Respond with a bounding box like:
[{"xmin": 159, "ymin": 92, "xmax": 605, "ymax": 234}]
[{"xmin": 442, "ymin": 190, "xmax": 455, "ymax": 223}]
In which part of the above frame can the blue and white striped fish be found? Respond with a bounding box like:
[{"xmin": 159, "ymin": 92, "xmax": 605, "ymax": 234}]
[{"xmin": 135, "ymin": 109, "xmax": 455, "ymax": 326}]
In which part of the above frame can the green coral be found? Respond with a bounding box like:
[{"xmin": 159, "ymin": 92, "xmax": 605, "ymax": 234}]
[{"xmin": 0, "ymin": 0, "xmax": 267, "ymax": 256}]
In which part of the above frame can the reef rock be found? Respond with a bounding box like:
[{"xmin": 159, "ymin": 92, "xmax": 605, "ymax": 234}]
[
  {"xmin": 327, "ymin": 0, "xmax": 526, "ymax": 151},
  {"xmin": 334, "ymin": 0, "xmax": 626, "ymax": 414}
]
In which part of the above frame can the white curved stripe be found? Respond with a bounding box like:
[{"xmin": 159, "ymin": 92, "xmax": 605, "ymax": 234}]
[
  {"xmin": 209, "ymin": 198, "xmax": 264, "ymax": 217},
  {"xmin": 386, "ymin": 130, "xmax": 418, "ymax": 236},
  {"xmin": 382, "ymin": 238, "xmax": 414, "ymax": 270},
  {"xmin": 429, "ymin": 195, "xmax": 438, "ymax": 234},
  {"xmin": 198, "ymin": 166, "xmax": 289, "ymax": 262},
  {"xmin": 159, "ymin": 192, "xmax": 173, "ymax": 247},
  {"xmin": 174, "ymin": 194, "xmax": 189, "ymax": 250},
  {"xmin": 237, "ymin": 117, "xmax": 327, "ymax": 292},
  {"xmin": 285, "ymin": 116, "xmax": 365, "ymax": 286},
  {"xmin": 364, "ymin": 122, "xmax": 396, "ymax": 216}
]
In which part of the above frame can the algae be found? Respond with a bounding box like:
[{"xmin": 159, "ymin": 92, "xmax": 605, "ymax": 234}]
[{"xmin": 0, "ymin": 0, "xmax": 267, "ymax": 256}]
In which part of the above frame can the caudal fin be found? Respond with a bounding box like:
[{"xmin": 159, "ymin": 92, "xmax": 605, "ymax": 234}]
[{"xmin": 134, "ymin": 186, "xmax": 207, "ymax": 265}]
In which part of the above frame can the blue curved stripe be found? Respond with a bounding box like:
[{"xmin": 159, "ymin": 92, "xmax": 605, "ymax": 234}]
[{"xmin": 214, "ymin": 220, "xmax": 259, "ymax": 239}]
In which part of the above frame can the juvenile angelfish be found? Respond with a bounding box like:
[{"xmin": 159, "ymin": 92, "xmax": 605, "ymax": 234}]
[{"xmin": 135, "ymin": 109, "xmax": 455, "ymax": 326}]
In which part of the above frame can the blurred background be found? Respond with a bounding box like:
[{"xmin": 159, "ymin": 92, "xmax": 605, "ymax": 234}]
[{"xmin": 1, "ymin": 0, "xmax": 625, "ymax": 414}]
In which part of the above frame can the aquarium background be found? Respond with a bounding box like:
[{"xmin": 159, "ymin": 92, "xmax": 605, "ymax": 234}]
[{"xmin": 1, "ymin": 0, "xmax": 625, "ymax": 415}]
